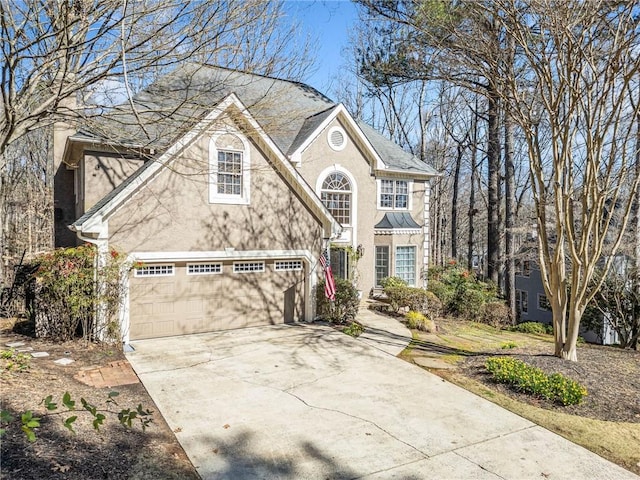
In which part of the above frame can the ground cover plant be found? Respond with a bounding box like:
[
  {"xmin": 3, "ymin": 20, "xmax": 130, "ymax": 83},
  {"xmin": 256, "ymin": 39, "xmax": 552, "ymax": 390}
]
[{"xmin": 485, "ymin": 357, "xmax": 587, "ymax": 406}]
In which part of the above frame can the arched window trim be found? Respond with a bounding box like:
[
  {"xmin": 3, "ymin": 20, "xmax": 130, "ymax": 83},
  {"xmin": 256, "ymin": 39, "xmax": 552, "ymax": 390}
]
[
  {"xmin": 209, "ymin": 131, "xmax": 251, "ymax": 205},
  {"xmin": 316, "ymin": 165, "xmax": 358, "ymax": 234}
]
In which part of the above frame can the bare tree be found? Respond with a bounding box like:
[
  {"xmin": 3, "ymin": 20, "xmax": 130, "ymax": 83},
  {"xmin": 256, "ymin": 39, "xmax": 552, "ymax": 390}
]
[
  {"xmin": 354, "ymin": 0, "xmax": 512, "ymax": 288},
  {"xmin": 496, "ymin": 0, "xmax": 640, "ymax": 360},
  {"xmin": 0, "ymin": 0, "xmax": 314, "ymax": 282}
]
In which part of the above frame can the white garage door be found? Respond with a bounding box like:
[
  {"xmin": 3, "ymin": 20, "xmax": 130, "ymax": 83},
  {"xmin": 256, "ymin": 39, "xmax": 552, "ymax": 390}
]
[{"xmin": 128, "ymin": 259, "xmax": 305, "ymax": 340}]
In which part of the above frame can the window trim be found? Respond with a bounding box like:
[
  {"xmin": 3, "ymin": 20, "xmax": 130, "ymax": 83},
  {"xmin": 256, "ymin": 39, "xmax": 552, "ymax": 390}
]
[
  {"xmin": 209, "ymin": 133, "xmax": 251, "ymax": 205},
  {"xmin": 375, "ymin": 245, "xmax": 390, "ymax": 287},
  {"xmin": 395, "ymin": 245, "xmax": 417, "ymax": 287},
  {"xmin": 537, "ymin": 293, "xmax": 550, "ymax": 311},
  {"xmin": 316, "ymin": 166, "xmax": 357, "ymax": 228},
  {"xmin": 274, "ymin": 260, "xmax": 303, "ymax": 271},
  {"xmin": 516, "ymin": 260, "xmax": 531, "ymax": 277},
  {"xmin": 134, "ymin": 264, "xmax": 175, "ymax": 277},
  {"xmin": 187, "ymin": 263, "xmax": 222, "ymax": 275},
  {"xmin": 516, "ymin": 289, "xmax": 529, "ymax": 314},
  {"xmin": 233, "ymin": 261, "xmax": 265, "ymax": 273},
  {"xmin": 377, "ymin": 178, "xmax": 413, "ymax": 211}
]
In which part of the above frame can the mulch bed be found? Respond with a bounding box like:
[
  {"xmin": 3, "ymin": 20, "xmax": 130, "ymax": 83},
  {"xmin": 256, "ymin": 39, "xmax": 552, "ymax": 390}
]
[
  {"xmin": 0, "ymin": 319, "xmax": 199, "ymax": 480},
  {"xmin": 460, "ymin": 343, "xmax": 640, "ymax": 423}
]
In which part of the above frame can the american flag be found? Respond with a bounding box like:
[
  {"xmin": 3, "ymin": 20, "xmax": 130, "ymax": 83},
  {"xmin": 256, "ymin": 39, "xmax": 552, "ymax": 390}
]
[{"xmin": 320, "ymin": 248, "xmax": 336, "ymax": 301}]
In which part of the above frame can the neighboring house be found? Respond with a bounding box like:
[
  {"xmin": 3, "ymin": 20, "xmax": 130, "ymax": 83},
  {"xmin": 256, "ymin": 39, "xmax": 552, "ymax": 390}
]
[
  {"xmin": 515, "ymin": 253, "xmax": 620, "ymax": 345},
  {"xmin": 53, "ymin": 64, "xmax": 438, "ymax": 342},
  {"xmin": 514, "ymin": 257, "xmax": 553, "ymax": 325}
]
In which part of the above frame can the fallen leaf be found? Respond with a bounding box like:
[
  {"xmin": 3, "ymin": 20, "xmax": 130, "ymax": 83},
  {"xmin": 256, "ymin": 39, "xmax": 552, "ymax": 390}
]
[
  {"xmin": 52, "ymin": 462, "xmax": 71, "ymax": 473},
  {"xmin": 223, "ymin": 424, "xmax": 230, "ymax": 429}
]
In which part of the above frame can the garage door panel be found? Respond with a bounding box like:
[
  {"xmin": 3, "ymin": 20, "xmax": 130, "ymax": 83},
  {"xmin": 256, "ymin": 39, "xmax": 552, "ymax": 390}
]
[{"xmin": 129, "ymin": 260, "xmax": 306, "ymax": 340}]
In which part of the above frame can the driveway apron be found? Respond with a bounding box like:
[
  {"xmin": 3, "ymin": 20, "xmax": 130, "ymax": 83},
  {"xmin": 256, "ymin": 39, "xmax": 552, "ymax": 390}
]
[{"xmin": 126, "ymin": 316, "xmax": 638, "ymax": 480}]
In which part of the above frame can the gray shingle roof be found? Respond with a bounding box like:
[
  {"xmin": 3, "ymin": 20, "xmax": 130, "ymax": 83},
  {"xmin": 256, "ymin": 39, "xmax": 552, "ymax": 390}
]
[{"xmin": 82, "ymin": 63, "xmax": 438, "ymax": 176}]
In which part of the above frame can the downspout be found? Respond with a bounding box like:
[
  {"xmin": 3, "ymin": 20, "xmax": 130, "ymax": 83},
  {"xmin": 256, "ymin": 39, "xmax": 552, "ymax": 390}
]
[{"xmin": 70, "ymin": 226, "xmax": 110, "ymax": 342}]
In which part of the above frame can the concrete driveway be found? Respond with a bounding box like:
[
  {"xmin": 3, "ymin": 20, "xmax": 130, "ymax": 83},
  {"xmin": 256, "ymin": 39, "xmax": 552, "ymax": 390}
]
[{"xmin": 126, "ymin": 314, "xmax": 638, "ymax": 480}]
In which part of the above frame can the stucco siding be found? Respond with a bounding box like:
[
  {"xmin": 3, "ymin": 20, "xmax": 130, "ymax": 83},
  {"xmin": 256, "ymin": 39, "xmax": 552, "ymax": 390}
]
[
  {"xmin": 296, "ymin": 118, "xmax": 426, "ymax": 293},
  {"xmin": 82, "ymin": 151, "xmax": 144, "ymax": 215},
  {"xmin": 107, "ymin": 118, "xmax": 323, "ymax": 255}
]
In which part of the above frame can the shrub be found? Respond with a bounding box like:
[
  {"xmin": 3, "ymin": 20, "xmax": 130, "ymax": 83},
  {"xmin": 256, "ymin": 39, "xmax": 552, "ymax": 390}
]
[
  {"xmin": 481, "ymin": 301, "xmax": 512, "ymax": 328},
  {"xmin": 405, "ymin": 288, "xmax": 430, "ymax": 312},
  {"xmin": 424, "ymin": 291, "xmax": 443, "ymax": 320},
  {"xmin": 31, "ymin": 245, "xmax": 128, "ymax": 342},
  {"xmin": 383, "ymin": 285, "xmax": 411, "ymax": 313},
  {"xmin": 426, "ymin": 280, "xmax": 452, "ymax": 305},
  {"xmin": 484, "ymin": 357, "xmax": 587, "ymax": 406},
  {"xmin": 382, "ymin": 280, "xmax": 431, "ymax": 315},
  {"xmin": 405, "ymin": 311, "xmax": 435, "ymax": 332},
  {"xmin": 427, "ymin": 265, "xmax": 499, "ymax": 319},
  {"xmin": 548, "ymin": 373, "xmax": 589, "ymax": 406},
  {"xmin": 379, "ymin": 276, "xmax": 408, "ymax": 289},
  {"xmin": 511, "ymin": 321, "xmax": 549, "ymax": 335},
  {"xmin": 342, "ymin": 322, "xmax": 365, "ymax": 337},
  {"xmin": 316, "ymin": 277, "xmax": 360, "ymax": 324}
]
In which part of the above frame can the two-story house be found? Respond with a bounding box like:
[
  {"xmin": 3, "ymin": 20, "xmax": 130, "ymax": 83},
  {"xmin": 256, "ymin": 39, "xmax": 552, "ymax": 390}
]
[{"xmin": 54, "ymin": 64, "xmax": 438, "ymax": 342}]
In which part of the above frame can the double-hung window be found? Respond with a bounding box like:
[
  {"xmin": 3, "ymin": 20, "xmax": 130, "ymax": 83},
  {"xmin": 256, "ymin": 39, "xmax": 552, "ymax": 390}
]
[
  {"xmin": 379, "ymin": 179, "xmax": 409, "ymax": 209},
  {"xmin": 217, "ymin": 150, "xmax": 243, "ymax": 196},
  {"xmin": 395, "ymin": 246, "xmax": 416, "ymax": 286},
  {"xmin": 209, "ymin": 133, "xmax": 250, "ymax": 204}
]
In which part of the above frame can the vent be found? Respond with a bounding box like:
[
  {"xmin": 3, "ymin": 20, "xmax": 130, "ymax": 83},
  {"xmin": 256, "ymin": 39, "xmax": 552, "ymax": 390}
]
[{"xmin": 328, "ymin": 126, "xmax": 347, "ymax": 151}]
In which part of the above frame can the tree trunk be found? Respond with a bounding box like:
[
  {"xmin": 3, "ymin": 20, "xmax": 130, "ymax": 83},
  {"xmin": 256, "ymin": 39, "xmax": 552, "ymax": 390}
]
[
  {"xmin": 633, "ymin": 106, "xmax": 640, "ymax": 350},
  {"xmin": 504, "ymin": 112, "xmax": 516, "ymax": 323},
  {"xmin": 451, "ymin": 142, "xmax": 462, "ymax": 260},
  {"xmin": 467, "ymin": 96, "xmax": 479, "ymax": 271},
  {"xmin": 486, "ymin": 88, "xmax": 501, "ymax": 285}
]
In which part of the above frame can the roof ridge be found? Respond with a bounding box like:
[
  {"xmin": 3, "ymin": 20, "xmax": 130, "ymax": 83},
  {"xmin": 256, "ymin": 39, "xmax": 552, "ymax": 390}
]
[{"xmin": 186, "ymin": 62, "xmax": 335, "ymax": 104}]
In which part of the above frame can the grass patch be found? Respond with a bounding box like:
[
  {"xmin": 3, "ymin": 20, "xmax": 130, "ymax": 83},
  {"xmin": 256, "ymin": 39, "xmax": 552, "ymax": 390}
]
[{"xmin": 342, "ymin": 322, "xmax": 365, "ymax": 338}]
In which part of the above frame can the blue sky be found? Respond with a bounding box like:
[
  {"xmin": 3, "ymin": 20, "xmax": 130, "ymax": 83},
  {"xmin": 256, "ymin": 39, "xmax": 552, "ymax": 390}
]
[{"xmin": 283, "ymin": 0, "xmax": 359, "ymax": 93}]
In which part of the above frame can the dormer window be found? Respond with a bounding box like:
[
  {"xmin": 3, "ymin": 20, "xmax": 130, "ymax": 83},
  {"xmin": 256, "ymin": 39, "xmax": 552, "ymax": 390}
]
[
  {"xmin": 378, "ymin": 179, "xmax": 410, "ymax": 210},
  {"xmin": 209, "ymin": 132, "xmax": 250, "ymax": 204}
]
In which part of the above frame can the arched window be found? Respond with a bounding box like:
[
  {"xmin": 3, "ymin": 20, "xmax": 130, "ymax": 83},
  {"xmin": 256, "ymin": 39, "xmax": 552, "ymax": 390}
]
[{"xmin": 321, "ymin": 172, "xmax": 351, "ymax": 225}]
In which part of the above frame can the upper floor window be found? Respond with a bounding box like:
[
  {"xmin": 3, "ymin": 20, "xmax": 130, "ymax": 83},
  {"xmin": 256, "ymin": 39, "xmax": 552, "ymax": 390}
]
[
  {"xmin": 217, "ymin": 151, "xmax": 243, "ymax": 195},
  {"xmin": 516, "ymin": 260, "xmax": 531, "ymax": 277},
  {"xmin": 321, "ymin": 172, "xmax": 352, "ymax": 225},
  {"xmin": 209, "ymin": 133, "xmax": 250, "ymax": 204},
  {"xmin": 378, "ymin": 179, "xmax": 410, "ymax": 210}
]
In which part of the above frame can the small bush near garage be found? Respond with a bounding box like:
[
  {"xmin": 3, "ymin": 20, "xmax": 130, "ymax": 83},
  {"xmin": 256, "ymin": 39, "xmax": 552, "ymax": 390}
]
[
  {"xmin": 30, "ymin": 245, "xmax": 128, "ymax": 342},
  {"xmin": 316, "ymin": 277, "xmax": 360, "ymax": 324},
  {"xmin": 485, "ymin": 357, "xmax": 587, "ymax": 406}
]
